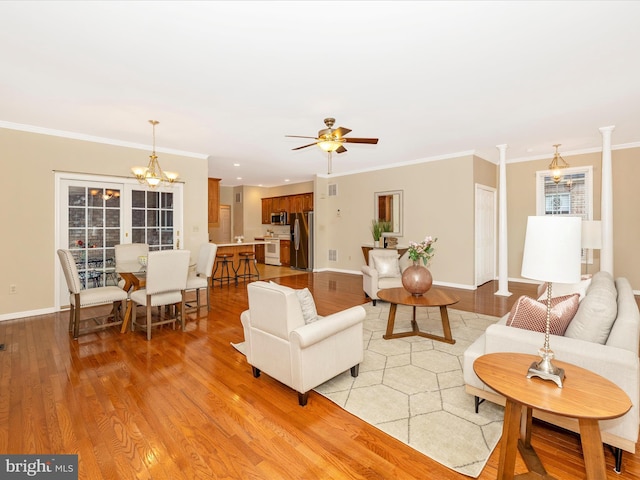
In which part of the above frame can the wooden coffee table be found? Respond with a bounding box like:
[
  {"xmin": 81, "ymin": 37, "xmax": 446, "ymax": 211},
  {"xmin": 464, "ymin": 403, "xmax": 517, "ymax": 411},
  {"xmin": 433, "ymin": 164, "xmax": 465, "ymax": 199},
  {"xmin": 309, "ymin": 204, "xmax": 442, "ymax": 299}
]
[
  {"xmin": 474, "ymin": 352, "xmax": 631, "ymax": 479},
  {"xmin": 377, "ymin": 287, "xmax": 459, "ymax": 343}
]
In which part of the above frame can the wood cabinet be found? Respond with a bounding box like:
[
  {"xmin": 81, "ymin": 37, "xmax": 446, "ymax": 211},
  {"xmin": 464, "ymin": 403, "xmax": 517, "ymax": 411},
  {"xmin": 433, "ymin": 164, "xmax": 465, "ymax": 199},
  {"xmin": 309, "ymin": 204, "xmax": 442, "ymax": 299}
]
[
  {"xmin": 261, "ymin": 192, "xmax": 314, "ymax": 224},
  {"xmin": 208, "ymin": 178, "xmax": 221, "ymax": 225},
  {"xmin": 280, "ymin": 240, "xmax": 290, "ymax": 267},
  {"xmin": 255, "ymin": 243, "xmax": 265, "ymax": 264},
  {"xmin": 261, "ymin": 198, "xmax": 272, "ymax": 224}
]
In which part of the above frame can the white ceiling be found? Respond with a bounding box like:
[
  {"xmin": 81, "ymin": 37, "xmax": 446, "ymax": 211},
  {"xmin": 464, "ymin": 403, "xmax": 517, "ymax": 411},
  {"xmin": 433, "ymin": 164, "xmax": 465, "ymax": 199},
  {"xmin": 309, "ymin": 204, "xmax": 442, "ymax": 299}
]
[{"xmin": 1, "ymin": 1, "xmax": 639, "ymax": 187}]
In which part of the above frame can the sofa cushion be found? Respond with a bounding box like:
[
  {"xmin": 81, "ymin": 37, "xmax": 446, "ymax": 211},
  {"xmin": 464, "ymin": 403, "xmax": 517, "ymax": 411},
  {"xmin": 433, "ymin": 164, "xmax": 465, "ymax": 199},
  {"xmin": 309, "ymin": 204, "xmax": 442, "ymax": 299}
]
[
  {"xmin": 373, "ymin": 255, "xmax": 401, "ymax": 278},
  {"xmin": 506, "ymin": 294, "xmax": 580, "ymax": 335},
  {"xmin": 295, "ymin": 287, "xmax": 318, "ymax": 324},
  {"xmin": 537, "ymin": 277, "xmax": 592, "ymax": 302},
  {"xmin": 564, "ymin": 273, "xmax": 618, "ymax": 344}
]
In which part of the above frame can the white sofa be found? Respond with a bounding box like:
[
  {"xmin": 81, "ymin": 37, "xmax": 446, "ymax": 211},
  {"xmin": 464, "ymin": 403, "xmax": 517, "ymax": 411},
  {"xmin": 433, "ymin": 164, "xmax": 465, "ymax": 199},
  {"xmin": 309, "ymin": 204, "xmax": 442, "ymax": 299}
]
[
  {"xmin": 463, "ymin": 271, "xmax": 640, "ymax": 472},
  {"xmin": 240, "ymin": 281, "xmax": 366, "ymax": 406}
]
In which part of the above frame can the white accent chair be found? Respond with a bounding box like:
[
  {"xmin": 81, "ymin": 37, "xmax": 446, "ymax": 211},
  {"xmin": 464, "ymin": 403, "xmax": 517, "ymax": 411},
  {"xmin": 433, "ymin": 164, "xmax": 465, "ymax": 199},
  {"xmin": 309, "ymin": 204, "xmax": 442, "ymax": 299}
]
[
  {"xmin": 114, "ymin": 243, "xmax": 149, "ymax": 289},
  {"xmin": 130, "ymin": 250, "xmax": 190, "ymax": 341},
  {"xmin": 240, "ymin": 281, "xmax": 366, "ymax": 406},
  {"xmin": 57, "ymin": 249, "xmax": 128, "ymax": 339},
  {"xmin": 361, "ymin": 249, "xmax": 409, "ymax": 305},
  {"xmin": 185, "ymin": 243, "xmax": 218, "ymax": 312}
]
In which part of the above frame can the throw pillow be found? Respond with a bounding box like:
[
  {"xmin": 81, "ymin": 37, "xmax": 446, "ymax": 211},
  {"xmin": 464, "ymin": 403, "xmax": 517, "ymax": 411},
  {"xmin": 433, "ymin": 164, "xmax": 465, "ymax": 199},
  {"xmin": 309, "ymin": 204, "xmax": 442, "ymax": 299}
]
[
  {"xmin": 296, "ymin": 287, "xmax": 318, "ymax": 324},
  {"xmin": 564, "ymin": 275, "xmax": 618, "ymax": 344},
  {"xmin": 506, "ymin": 294, "xmax": 580, "ymax": 336},
  {"xmin": 373, "ymin": 255, "xmax": 401, "ymax": 278}
]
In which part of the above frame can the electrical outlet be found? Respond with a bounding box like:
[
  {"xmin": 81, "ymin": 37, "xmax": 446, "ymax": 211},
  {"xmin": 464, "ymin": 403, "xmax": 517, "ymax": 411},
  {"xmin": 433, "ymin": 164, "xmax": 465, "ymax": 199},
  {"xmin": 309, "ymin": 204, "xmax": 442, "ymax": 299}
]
[{"xmin": 9, "ymin": 284, "xmax": 17, "ymax": 295}]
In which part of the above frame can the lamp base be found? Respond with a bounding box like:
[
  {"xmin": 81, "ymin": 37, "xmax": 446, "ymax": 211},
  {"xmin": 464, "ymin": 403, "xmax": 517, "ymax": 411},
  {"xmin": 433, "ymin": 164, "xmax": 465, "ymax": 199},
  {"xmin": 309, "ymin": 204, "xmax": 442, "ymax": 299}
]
[{"xmin": 527, "ymin": 357, "xmax": 565, "ymax": 388}]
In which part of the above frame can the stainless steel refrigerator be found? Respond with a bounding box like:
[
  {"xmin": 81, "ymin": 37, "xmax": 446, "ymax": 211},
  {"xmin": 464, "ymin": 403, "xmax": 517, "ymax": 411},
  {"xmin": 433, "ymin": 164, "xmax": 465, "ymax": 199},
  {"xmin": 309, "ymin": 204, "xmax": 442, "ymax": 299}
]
[{"xmin": 290, "ymin": 211, "xmax": 313, "ymax": 271}]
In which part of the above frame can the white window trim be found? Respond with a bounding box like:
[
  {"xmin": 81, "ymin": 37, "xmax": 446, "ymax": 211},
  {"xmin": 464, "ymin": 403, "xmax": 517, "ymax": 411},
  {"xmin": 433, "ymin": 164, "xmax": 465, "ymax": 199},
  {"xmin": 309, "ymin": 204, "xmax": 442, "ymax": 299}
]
[{"xmin": 535, "ymin": 165, "xmax": 594, "ymax": 217}]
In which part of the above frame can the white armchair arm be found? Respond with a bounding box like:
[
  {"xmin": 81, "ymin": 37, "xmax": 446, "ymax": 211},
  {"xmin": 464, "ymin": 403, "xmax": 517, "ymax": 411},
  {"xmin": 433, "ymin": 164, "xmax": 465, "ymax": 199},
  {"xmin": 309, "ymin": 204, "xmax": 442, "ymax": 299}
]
[{"xmin": 290, "ymin": 306, "xmax": 366, "ymax": 348}]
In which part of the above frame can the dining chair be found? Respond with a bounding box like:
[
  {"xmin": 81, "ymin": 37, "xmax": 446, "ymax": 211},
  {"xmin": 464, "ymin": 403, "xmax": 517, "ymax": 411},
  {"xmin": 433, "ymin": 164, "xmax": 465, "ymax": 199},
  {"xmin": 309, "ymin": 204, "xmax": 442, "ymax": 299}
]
[
  {"xmin": 57, "ymin": 249, "xmax": 129, "ymax": 339},
  {"xmin": 130, "ymin": 249, "xmax": 190, "ymax": 340},
  {"xmin": 114, "ymin": 243, "xmax": 149, "ymax": 289},
  {"xmin": 185, "ymin": 243, "xmax": 218, "ymax": 312}
]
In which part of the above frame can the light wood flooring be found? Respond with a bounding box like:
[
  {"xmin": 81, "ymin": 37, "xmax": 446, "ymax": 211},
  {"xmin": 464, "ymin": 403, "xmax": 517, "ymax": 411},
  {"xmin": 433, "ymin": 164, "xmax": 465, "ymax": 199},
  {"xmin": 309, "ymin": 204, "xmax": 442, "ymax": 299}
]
[{"xmin": 1, "ymin": 268, "xmax": 639, "ymax": 479}]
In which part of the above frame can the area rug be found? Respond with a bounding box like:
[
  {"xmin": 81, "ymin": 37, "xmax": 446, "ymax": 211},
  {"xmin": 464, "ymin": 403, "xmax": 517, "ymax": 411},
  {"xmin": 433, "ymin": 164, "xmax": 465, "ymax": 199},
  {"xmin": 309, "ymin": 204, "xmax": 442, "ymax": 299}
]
[{"xmin": 232, "ymin": 302, "xmax": 505, "ymax": 478}]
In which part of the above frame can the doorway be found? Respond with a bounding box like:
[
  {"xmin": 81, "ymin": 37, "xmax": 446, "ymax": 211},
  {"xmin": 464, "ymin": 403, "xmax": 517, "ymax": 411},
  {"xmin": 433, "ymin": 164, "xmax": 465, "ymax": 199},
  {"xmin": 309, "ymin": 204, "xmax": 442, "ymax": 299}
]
[{"xmin": 475, "ymin": 184, "xmax": 496, "ymax": 286}]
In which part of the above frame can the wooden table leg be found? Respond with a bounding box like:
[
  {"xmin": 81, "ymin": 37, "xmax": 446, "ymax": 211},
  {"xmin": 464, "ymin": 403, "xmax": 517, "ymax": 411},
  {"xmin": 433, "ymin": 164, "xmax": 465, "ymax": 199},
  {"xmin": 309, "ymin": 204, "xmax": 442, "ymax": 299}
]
[
  {"xmin": 579, "ymin": 418, "xmax": 607, "ymax": 479},
  {"xmin": 497, "ymin": 398, "xmax": 521, "ymax": 480},
  {"xmin": 439, "ymin": 306, "xmax": 454, "ymax": 342},
  {"xmin": 383, "ymin": 303, "xmax": 398, "ymax": 339}
]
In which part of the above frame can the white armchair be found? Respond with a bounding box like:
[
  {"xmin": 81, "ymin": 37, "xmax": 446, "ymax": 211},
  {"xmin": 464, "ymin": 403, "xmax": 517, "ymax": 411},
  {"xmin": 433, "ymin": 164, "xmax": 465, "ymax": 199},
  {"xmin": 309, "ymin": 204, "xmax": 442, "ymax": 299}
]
[
  {"xmin": 240, "ymin": 281, "xmax": 366, "ymax": 406},
  {"xmin": 361, "ymin": 249, "xmax": 409, "ymax": 305}
]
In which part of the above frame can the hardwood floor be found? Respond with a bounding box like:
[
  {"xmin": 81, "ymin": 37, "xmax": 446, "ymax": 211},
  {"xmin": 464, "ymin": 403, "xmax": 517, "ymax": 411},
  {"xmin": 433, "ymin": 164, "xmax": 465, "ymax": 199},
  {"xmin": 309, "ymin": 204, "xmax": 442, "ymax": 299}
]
[{"xmin": 1, "ymin": 270, "xmax": 638, "ymax": 479}]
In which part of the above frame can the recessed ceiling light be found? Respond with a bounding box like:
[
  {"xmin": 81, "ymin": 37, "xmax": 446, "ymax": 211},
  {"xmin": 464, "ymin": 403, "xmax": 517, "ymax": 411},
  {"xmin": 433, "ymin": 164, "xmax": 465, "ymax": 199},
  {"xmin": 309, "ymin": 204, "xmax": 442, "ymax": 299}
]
[
  {"xmin": 236, "ymin": 177, "xmax": 242, "ymax": 180},
  {"xmin": 233, "ymin": 163, "xmax": 240, "ymax": 167},
  {"xmin": 526, "ymin": 148, "xmax": 534, "ymax": 153},
  {"xmin": 284, "ymin": 179, "xmax": 290, "ymax": 182}
]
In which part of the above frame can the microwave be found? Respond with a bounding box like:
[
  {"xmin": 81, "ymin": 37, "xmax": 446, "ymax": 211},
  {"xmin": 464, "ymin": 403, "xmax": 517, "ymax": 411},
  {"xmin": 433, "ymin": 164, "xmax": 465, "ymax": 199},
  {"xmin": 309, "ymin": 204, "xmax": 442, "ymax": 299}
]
[{"xmin": 271, "ymin": 211, "xmax": 287, "ymax": 225}]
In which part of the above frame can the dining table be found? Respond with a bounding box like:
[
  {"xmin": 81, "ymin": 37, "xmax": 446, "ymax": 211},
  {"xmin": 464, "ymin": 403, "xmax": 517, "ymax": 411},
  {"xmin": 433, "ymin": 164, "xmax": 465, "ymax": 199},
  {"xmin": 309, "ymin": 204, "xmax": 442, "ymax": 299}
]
[{"xmin": 116, "ymin": 261, "xmax": 146, "ymax": 333}]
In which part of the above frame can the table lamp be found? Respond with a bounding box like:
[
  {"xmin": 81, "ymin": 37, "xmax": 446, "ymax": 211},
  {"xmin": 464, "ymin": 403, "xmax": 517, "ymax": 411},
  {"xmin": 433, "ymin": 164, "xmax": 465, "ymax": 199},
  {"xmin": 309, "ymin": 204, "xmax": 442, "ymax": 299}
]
[
  {"xmin": 521, "ymin": 216, "xmax": 582, "ymax": 387},
  {"xmin": 581, "ymin": 220, "xmax": 602, "ymax": 276}
]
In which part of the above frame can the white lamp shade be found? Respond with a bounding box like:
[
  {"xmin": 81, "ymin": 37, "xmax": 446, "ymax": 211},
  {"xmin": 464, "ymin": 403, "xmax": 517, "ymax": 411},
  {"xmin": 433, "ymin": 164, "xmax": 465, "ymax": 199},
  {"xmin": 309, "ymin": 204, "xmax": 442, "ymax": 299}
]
[
  {"xmin": 521, "ymin": 216, "xmax": 582, "ymax": 284},
  {"xmin": 581, "ymin": 220, "xmax": 602, "ymax": 249}
]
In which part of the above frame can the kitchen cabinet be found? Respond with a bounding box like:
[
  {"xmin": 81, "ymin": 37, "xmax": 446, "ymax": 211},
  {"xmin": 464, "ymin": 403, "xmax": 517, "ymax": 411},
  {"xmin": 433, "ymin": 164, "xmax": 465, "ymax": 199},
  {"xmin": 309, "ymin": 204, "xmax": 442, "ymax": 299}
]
[
  {"xmin": 302, "ymin": 193, "xmax": 314, "ymax": 211},
  {"xmin": 255, "ymin": 242, "xmax": 265, "ymax": 264},
  {"xmin": 208, "ymin": 178, "xmax": 221, "ymax": 225},
  {"xmin": 262, "ymin": 193, "xmax": 314, "ymax": 223},
  {"xmin": 280, "ymin": 239, "xmax": 290, "ymax": 267},
  {"xmin": 261, "ymin": 198, "xmax": 273, "ymax": 224}
]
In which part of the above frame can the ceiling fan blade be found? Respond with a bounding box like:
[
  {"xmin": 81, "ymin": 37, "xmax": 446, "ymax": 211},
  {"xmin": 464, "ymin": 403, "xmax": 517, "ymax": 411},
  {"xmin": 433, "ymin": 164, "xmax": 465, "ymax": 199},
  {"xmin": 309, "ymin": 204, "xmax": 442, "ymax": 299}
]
[
  {"xmin": 336, "ymin": 145, "xmax": 347, "ymax": 154},
  {"xmin": 285, "ymin": 135, "xmax": 318, "ymax": 139},
  {"xmin": 343, "ymin": 137, "xmax": 379, "ymax": 144},
  {"xmin": 291, "ymin": 142, "xmax": 318, "ymax": 151},
  {"xmin": 333, "ymin": 127, "xmax": 352, "ymax": 138}
]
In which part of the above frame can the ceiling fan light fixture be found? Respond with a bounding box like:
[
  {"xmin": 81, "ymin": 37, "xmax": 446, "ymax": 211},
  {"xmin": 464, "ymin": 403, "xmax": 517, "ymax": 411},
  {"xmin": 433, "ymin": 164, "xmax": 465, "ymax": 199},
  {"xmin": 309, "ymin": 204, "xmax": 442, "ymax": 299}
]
[{"xmin": 318, "ymin": 139, "xmax": 342, "ymax": 152}]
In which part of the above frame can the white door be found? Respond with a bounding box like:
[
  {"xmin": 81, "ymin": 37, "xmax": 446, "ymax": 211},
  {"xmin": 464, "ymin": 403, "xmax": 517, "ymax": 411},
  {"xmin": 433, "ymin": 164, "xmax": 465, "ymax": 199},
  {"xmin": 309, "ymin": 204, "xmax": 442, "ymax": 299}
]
[
  {"xmin": 56, "ymin": 174, "xmax": 183, "ymax": 308},
  {"xmin": 475, "ymin": 184, "xmax": 496, "ymax": 286}
]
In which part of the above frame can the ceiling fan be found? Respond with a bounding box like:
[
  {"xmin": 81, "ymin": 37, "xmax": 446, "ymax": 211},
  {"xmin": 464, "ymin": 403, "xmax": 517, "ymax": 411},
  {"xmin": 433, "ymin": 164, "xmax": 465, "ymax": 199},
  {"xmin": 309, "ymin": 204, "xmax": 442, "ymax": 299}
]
[{"xmin": 286, "ymin": 117, "xmax": 379, "ymax": 174}]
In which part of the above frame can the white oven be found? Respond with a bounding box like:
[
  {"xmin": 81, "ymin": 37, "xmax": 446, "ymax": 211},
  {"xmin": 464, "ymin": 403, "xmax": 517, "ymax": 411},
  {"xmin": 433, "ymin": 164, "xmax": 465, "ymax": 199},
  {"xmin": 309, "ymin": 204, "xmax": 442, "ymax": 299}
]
[{"xmin": 265, "ymin": 238, "xmax": 281, "ymax": 265}]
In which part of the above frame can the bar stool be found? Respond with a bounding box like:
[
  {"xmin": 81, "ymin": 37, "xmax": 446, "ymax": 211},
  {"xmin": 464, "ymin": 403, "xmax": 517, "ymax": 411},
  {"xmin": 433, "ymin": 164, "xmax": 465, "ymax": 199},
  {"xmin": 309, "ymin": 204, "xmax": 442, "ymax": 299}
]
[
  {"xmin": 235, "ymin": 251, "xmax": 260, "ymax": 283},
  {"xmin": 212, "ymin": 253, "xmax": 236, "ymax": 286}
]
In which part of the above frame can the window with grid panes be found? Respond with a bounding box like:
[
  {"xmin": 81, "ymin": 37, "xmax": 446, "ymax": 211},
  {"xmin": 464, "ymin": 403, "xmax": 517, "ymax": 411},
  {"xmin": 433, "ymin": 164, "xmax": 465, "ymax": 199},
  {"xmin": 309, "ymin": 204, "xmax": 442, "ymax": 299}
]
[
  {"xmin": 67, "ymin": 186, "xmax": 121, "ymax": 289},
  {"xmin": 131, "ymin": 189, "xmax": 174, "ymax": 251}
]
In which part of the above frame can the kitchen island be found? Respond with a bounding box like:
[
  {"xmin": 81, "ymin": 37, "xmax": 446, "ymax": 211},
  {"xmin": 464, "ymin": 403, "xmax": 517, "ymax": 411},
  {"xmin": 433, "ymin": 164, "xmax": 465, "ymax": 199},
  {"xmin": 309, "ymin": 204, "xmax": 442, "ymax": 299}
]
[{"xmin": 213, "ymin": 241, "xmax": 267, "ymax": 273}]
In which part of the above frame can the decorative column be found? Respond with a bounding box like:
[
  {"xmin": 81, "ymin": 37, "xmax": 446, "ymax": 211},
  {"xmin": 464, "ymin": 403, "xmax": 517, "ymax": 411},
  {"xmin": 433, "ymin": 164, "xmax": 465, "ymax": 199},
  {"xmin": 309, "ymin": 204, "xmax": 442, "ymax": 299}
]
[
  {"xmin": 495, "ymin": 144, "xmax": 512, "ymax": 296},
  {"xmin": 599, "ymin": 126, "xmax": 615, "ymax": 275}
]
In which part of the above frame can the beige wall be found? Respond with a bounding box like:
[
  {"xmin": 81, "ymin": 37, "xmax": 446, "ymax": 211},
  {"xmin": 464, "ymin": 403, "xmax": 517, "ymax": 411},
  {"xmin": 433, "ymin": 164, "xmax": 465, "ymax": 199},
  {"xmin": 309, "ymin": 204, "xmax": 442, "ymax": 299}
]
[
  {"xmin": 0, "ymin": 128, "xmax": 208, "ymax": 318},
  {"xmin": 315, "ymin": 155, "xmax": 479, "ymax": 287},
  {"xmin": 3, "ymin": 124, "xmax": 638, "ymax": 319},
  {"xmin": 506, "ymin": 147, "xmax": 639, "ymax": 289}
]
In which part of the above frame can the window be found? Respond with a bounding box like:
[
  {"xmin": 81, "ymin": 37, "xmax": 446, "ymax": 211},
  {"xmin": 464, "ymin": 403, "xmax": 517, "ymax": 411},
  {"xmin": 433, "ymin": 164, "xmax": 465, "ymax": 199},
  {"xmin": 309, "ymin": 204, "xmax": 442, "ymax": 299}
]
[
  {"xmin": 536, "ymin": 165, "xmax": 594, "ymax": 261},
  {"xmin": 536, "ymin": 167, "xmax": 593, "ymax": 219}
]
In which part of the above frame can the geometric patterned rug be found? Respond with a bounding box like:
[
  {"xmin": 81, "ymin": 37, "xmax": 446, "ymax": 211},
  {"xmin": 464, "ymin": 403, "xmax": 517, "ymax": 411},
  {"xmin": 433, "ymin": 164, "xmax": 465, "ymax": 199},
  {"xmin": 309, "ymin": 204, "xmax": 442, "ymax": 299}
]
[{"xmin": 314, "ymin": 301, "xmax": 505, "ymax": 477}]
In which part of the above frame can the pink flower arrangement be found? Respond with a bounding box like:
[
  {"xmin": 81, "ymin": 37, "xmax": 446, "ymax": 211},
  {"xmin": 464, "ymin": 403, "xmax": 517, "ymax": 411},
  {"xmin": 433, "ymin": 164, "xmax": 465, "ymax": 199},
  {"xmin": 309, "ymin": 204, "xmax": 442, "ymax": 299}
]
[{"xmin": 407, "ymin": 236, "xmax": 437, "ymax": 265}]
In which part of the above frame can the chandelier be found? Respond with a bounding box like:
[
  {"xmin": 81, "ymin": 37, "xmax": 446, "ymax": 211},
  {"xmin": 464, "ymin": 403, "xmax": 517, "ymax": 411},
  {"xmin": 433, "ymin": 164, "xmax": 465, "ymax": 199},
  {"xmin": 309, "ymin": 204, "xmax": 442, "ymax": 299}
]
[
  {"xmin": 549, "ymin": 144, "xmax": 569, "ymax": 184},
  {"xmin": 131, "ymin": 120, "xmax": 179, "ymax": 188}
]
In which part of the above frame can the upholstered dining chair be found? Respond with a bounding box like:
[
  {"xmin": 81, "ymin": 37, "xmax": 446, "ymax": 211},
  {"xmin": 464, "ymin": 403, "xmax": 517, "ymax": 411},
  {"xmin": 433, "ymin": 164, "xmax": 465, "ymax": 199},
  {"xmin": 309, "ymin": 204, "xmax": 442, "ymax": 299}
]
[
  {"xmin": 130, "ymin": 249, "xmax": 190, "ymax": 340},
  {"xmin": 114, "ymin": 243, "xmax": 149, "ymax": 289},
  {"xmin": 240, "ymin": 281, "xmax": 366, "ymax": 406},
  {"xmin": 185, "ymin": 243, "xmax": 218, "ymax": 312},
  {"xmin": 57, "ymin": 249, "xmax": 129, "ymax": 339}
]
